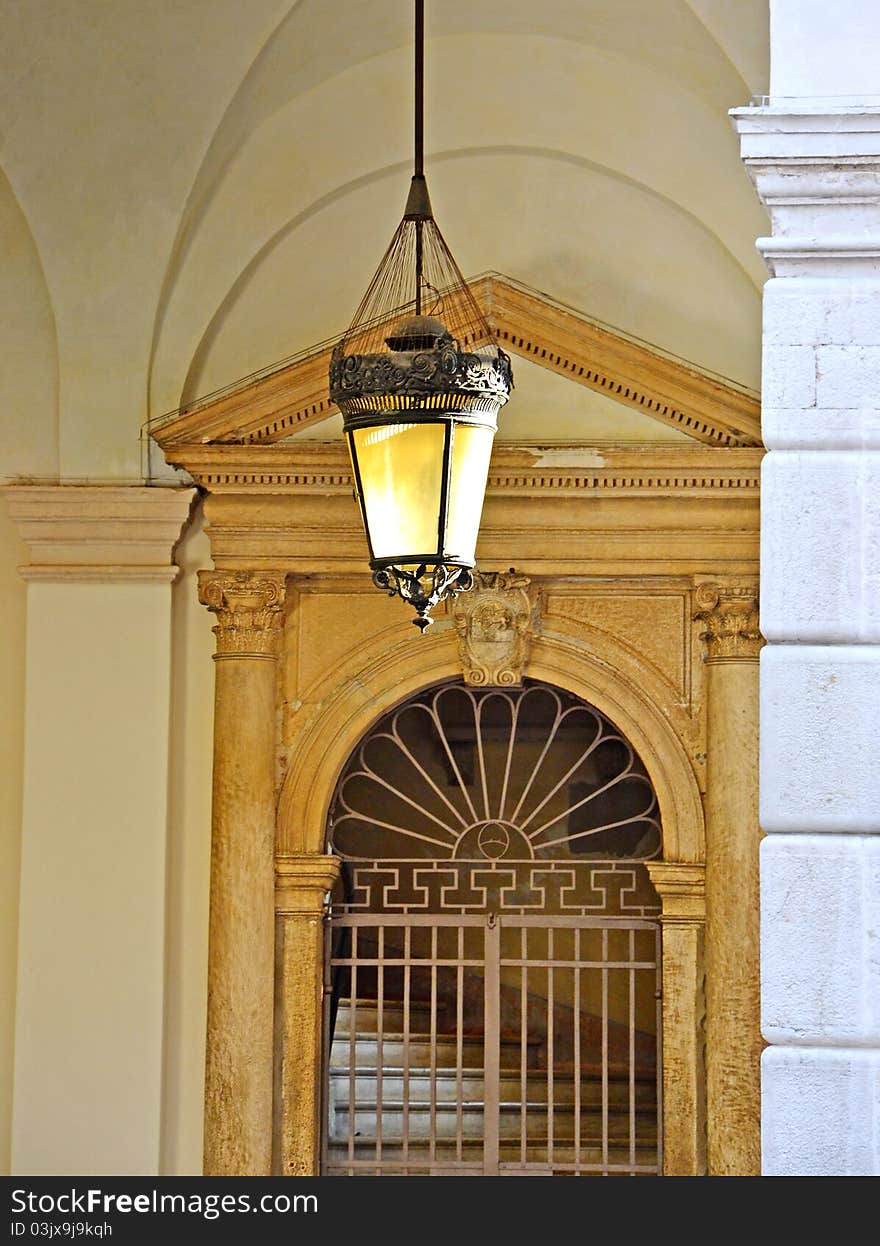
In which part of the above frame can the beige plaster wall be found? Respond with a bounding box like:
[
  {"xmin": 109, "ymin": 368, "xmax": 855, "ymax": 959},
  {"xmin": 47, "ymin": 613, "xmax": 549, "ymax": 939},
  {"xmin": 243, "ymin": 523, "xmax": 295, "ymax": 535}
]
[
  {"xmin": 0, "ymin": 509, "xmax": 27, "ymax": 1174},
  {"xmin": 13, "ymin": 580, "xmax": 178, "ymax": 1174},
  {"xmin": 4, "ymin": 504, "xmax": 215, "ymax": 1176}
]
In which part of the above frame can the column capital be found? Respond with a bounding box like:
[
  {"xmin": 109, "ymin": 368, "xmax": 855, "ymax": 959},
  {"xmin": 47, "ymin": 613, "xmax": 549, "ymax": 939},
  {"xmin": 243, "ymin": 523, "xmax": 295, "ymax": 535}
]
[
  {"xmin": 694, "ymin": 580, "xmax": 763, "ymax": 663},
  {"xmin": 275, "ymin": 853, "xmax": 341, "ymax": 915},
  {"xmin": 198, "ymin": 569, "xmax": 287, "ymax": 658},
  {"xmin": 646, "ymin": 861, "xmax": 706, "ymax": 925}
]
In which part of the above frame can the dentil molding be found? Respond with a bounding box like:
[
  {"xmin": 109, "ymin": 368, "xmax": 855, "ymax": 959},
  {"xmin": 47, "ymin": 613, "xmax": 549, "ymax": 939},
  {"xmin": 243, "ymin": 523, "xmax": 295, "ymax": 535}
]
[
  {"xmin": 171, "ymin": 443, "xmax": 763, "ymax": 496},
  {"xmin": 151, "ymin": 276, "xmax": 760, "ymax": 449}
]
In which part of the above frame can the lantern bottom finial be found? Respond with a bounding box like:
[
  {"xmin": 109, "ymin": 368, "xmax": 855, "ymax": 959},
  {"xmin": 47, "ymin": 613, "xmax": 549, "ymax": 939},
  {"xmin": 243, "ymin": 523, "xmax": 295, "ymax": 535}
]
[{"xmin": 372, "ymin": 563, "xmax": 475, "ymax": 633}]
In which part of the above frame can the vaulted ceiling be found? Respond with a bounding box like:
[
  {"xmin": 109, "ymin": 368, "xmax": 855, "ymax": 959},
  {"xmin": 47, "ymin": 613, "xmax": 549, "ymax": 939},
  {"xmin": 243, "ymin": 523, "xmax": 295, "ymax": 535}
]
[{"xmin": 0, "ymin": 0, "xmax": 769, "ymax": 482}]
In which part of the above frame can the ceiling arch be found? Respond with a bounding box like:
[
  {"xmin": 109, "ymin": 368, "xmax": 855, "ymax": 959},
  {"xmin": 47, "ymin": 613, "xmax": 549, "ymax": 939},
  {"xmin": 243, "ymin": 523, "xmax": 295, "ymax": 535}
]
[
  {"xmin": 161, "ymin": 0, "xmax": 760, "ymax": 278},
  {"xmin": 0, "ymin": 0, "xmax": 291, "ymax": 479},
  {"xmin": 0, "ymin": 162, "xmax": 59, "ymax": 480},
  {"xmin": 150, "ymin": 27, "xmax": 768, "ymax": 417},
  {"xmin": 170, "ymin": 146, "xmax": 761, "ymax": 415},
  {"xmin": 0, "ymin": 1, "xmax": 769, "ymax": 478}
]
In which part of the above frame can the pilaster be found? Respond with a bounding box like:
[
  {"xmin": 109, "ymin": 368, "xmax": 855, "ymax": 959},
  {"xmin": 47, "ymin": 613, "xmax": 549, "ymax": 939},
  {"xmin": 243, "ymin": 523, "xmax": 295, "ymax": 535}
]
[
  {"xmin": 645, "ymin": 862, "xmax": 706, "ymax": 1176},
  {"xmin": 275, "ymin": 855, "xmax": 341, "ymax": 1176},
  {"xmin": 4, "ymin": 484, "xmax": 194, "ymax": 1175}
]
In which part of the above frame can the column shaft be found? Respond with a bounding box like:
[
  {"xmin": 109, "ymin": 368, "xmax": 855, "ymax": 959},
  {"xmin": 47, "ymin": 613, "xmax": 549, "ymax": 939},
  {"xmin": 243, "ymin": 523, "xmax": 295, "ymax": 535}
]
[
  {"xmin": 275, "ymin": 855, "xmax": 341, "ymax": 1177},
  {"xmin": 696, "ymin": 583, "xmax": 762, "ymax": 1174},
  {"xmin": 646, "ymin": 862, "xmax": 707, "ymax": 1176},
  {"xmin": 199, "ymin": 570, "xmax": 286, "ymax": 1176}
]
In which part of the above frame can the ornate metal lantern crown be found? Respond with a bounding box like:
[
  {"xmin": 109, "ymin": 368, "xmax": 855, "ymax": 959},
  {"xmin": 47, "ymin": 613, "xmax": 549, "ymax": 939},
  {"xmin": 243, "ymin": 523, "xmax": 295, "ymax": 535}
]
[{"xmin": 329, "ymin": 0, "xmax": 513, "ymax": 632}]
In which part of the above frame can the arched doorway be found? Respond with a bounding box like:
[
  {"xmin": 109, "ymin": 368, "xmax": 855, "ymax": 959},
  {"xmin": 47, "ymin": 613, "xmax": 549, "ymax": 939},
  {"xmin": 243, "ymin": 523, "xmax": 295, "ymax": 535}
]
[{"xmin": 322, "ymin": 678, "xmax": 663, "ymax": 1176}]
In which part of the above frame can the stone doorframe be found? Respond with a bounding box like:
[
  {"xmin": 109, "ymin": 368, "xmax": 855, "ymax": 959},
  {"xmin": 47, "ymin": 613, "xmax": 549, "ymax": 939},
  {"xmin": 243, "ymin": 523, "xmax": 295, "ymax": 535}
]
[
  {"xmin": 273, "ymin": 633, "xmax": 709, "ymax": 1176},
  {"xmin": 171, "ymin": 439, "xmax": 761, "ymax": 1177}
]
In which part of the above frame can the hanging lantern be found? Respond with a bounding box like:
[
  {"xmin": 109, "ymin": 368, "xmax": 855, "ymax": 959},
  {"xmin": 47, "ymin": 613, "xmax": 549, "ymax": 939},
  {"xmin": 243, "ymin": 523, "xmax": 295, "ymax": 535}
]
[{"xmin": 329, "ymin": 0, "xmax": 513, "ymax": 632}]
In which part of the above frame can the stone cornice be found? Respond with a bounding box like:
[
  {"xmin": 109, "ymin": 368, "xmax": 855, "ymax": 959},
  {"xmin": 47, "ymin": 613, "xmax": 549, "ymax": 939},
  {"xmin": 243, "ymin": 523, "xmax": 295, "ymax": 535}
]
[
  {"xmin": 730, "ymin": 103, "xmax": 880, "ymax": 143},
  {"xmin": 3, "ymin": 484, "xmax": 196, "ymax": 582},
  {"xmin": 482, "ymin": 278, "xmax": 760, "ymax": 447},
  {"xmin": 173, "ymin": 443, "xmax": 763, "ymax": 497},
  {"xmin": 730, "ymin": 105, "xmax": 880, "ymax": 276},
  {"xmin": 194, "ymin": 445, "xmax": 760, "ymax": 577},
  {"xmin": 150, "ymin": 275, "xmax": 760, "ymax": 450}
]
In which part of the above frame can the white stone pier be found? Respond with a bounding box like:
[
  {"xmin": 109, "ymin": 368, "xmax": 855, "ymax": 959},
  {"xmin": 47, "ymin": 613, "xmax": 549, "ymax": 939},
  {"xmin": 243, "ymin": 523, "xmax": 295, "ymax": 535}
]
[{"xmin": 733, "ymin": 0, "xmax": 880, "ymax": 1176}]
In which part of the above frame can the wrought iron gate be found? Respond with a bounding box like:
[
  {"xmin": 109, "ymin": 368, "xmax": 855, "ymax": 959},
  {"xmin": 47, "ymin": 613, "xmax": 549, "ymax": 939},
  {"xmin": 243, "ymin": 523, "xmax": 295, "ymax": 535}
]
[{"xmin": 321, "ymin": 682, "xmax": 663, "ymax": 1177}]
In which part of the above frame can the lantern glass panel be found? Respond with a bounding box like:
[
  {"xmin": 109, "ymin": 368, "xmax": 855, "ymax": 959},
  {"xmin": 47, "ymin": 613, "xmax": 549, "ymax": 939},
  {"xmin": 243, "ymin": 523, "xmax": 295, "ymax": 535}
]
[
  {"xmin": 351, "ymin": 421, "xmax": 446, "ymax": 561},
  {"xmin": 444, "ymin": 422, "xmax": 495, "ymax": 563}
]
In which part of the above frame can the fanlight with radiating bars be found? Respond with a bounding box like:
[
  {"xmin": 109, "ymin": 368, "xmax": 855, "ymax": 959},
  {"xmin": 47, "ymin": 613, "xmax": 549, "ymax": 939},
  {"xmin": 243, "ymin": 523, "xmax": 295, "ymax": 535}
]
[{"xmin": 328, "ymin": 681, "xmax": 661, "ymax": 862}]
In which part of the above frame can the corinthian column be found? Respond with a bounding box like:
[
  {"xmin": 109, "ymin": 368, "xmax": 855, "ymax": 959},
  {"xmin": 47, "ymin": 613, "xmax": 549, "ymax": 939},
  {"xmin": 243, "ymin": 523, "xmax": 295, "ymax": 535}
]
[
  {"xmin": 694, "ymin": 580, "xmax": 762, "ymax": 1175},
  {"xmin": 198, "ymin": 570, "xmax": 287, "ymax": 1176}
]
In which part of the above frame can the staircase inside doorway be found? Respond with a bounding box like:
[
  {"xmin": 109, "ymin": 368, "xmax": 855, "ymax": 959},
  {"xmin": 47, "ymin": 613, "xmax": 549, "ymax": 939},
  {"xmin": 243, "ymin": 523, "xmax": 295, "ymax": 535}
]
[{"xmin": 323, "ymin": 916, "xmax": 661, "ymax": 1178}]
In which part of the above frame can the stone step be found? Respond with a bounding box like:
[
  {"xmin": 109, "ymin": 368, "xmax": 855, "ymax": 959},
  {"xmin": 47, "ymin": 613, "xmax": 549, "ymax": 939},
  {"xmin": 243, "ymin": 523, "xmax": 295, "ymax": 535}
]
[
  {"xmin": 327, "ymin": 997, "xmax": 659, "ymax": 1171},
  {"xmin": 332, "ymin": 1000, "xmax": 436, "ymax": 1035},
  {"xmin": 329, "ymin": 1099, "xmax": 658, "ymax": 1143},
  {"xmin": 328, "ymin": 1066, "xmax": 656, "ymax": 1108},
  {"xmin": 330, "ymin": 1033, "xmax": 535, "ymax": 1068}
]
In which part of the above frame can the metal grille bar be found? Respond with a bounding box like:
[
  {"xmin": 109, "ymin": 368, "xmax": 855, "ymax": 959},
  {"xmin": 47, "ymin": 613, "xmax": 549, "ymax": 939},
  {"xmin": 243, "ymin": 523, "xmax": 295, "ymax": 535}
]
[
  {"xmin": 324, "ymin": 901, "xmax": 661, "ymax": 1177},
  {"xmin": 322, "ymin": 680, "xmax": 663, "ymax": 1178},
  {"xmin": 329, "ymin": 682, "xmax": 662, "ymax": 865}
]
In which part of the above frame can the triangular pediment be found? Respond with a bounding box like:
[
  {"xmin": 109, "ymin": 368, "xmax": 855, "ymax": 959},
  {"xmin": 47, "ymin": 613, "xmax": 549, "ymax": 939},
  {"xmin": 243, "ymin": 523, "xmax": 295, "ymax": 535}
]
[{"xmin": 150, "ymin": 275, "xmax": 761, "ymax": 453}]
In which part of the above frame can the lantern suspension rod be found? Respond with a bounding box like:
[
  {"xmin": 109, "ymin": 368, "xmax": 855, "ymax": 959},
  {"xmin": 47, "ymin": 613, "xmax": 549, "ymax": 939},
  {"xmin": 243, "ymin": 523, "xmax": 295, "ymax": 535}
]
[
  {"xmin": 414, "ymin": 0, "xmax": 424, "ymax": 180},
  {"xmin": 414, "ymin": 0, "xmax": 425, "ymax": 314},
  {"xmin": 403, "ymin": 0, "xmax": 433, "ymax": 227}
]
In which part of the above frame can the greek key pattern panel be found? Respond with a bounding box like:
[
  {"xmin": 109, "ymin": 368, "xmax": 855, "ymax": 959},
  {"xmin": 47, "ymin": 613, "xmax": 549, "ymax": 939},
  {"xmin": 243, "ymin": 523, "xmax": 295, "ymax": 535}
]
[{"xmin": 334, "ymin": 859, "xmax": 661, "ymax": 918}]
